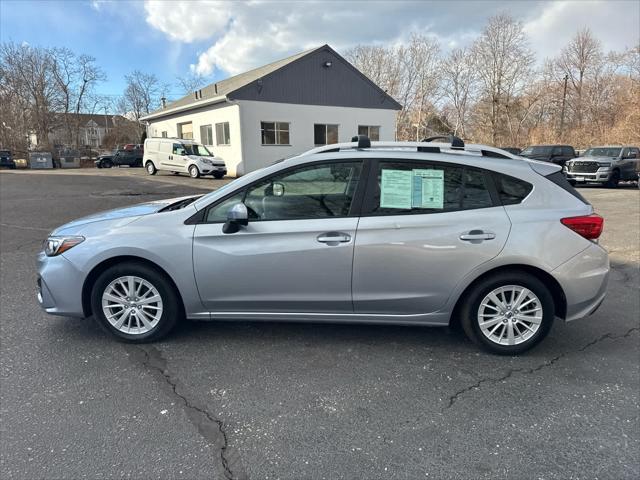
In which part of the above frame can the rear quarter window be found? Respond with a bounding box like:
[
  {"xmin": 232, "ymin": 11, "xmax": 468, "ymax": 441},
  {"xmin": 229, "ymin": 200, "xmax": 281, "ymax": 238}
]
[{"xmin": 493, "ymin": 173, "xmax": 533, "ymax": 205}]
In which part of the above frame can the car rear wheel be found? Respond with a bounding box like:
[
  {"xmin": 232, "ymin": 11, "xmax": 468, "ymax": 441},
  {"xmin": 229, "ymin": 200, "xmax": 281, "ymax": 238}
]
[
  {"xmin": 145, "ymin": 161, "xmax": 157, "ymax": 175},
  {"xmin": 189, "ymin": 165, "xmax": 200, "ymax": 178},
  {"xmin": 91, "ymin": 263, "xmax": 180, "ymax": 342},
  {"xmin": 605, "ymin": 170, "xmax": 620, "ymax": 188},
  {"xmin": 460, "ymin": 271, "xmax": 554, "ymax": 355}
]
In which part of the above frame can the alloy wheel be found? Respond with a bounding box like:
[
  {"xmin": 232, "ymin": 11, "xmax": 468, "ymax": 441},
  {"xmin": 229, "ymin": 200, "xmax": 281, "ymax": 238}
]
[
  {"xmin": 101, "ymin": 275, "xmax": 163, "ymax": 335},
  {"xmin": 477, "ymin": 285, "xmax": 543, "ymax": 346}
]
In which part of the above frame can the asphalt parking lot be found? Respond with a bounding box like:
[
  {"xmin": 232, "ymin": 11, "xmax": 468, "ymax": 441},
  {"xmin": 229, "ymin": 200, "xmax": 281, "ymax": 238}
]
[{"xmin": 1, "ymin": 170, "xmax": 638, "ymax": 479}]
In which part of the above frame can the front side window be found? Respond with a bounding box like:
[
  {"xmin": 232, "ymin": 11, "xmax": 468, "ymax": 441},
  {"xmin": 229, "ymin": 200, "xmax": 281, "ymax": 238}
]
[
  {"xmin": 183, "ymin": 144, "xmax": 212, "ymax": 156},
  {"xmin": 314, "ymin": 124, "xmax": 339, "ymax": 145},
  {"xmin": 240, "ymin": 161, "xmax": 362, "ymax": 221},
  {"xmin": 200, "ymin": 125, "xmax": 213, "ymax": 146},
  {"xmin": 368, "ymin": 161, "xmax": 493, "ymax": 215},
  {"xmin": 216, "ymin": 122, "xmax": 231, "ymax": 145},
  {"xmin": 205, "ymin": 191, "xmax": 246, "ymax": 223},
  {"xmin": 358, "ymin": 125, "xmax": 380, "ymax": 141},
  {"xmin": 261, "ymin": 122, "xmax": 290, "ymax": 145}
]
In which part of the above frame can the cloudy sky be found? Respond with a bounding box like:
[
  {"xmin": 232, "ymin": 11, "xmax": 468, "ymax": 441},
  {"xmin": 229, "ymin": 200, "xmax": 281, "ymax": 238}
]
[{"xmin": 1, "ymin": 0, "xmax": 638, "ymax": 99}]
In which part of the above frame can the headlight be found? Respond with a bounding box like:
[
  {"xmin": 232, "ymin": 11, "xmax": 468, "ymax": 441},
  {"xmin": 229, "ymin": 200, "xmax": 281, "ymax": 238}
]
[
  {"xmin": 201, "ymin": 158, "xmax": 213, "ymax": 165},
  {"xmin": 43, "ymin": 236, "xmax": 85, "ymax": 257}
]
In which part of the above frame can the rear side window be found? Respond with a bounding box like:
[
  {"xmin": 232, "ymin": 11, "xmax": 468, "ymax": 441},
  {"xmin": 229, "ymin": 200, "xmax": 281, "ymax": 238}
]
[
  {"xmin": 493, "ymin": 173, "xmax": 533, "ymax": 205},
  {"xmin": 545, "ymin": 171, "xmax": 590, "ymax": 205},
  {"xmin": 367, "ymin": 161, "xmax": 494, "ymax": 215}
]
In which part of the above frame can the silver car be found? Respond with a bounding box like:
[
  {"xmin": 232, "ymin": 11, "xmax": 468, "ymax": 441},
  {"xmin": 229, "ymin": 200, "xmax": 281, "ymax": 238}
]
[
  {"xmin": 37, "ymin": 137, "xmax": 609, "ymax": 354},
  {"xmin": 565, "ymin": 146, "xmax": 640, "ymax": 187}
]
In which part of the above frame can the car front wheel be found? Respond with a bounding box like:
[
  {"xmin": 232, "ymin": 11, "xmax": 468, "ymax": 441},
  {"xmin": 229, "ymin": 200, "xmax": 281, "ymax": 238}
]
[
  {"xmin": 91, "ymin": 262, "xmax": 181, "ymax": 342},
  {"xmin": 605, "ymin": 170, "xmax": 620, "ymax": 188},
  {"xmin": 189, "ymin": 165, "xmax": 200, "ymax": 178},
  {"xmin": 460, "ymin": 271, "xmax": 554, "ymax": 355}
]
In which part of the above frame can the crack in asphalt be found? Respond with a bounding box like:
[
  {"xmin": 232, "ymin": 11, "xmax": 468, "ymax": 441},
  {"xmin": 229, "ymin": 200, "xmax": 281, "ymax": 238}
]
[
  {"xmin": 131, "ymin": 345, "xmax": 246, "ymax": 480},
  {"xmin": 446, "ymin": 327, "xmax": 640, "ymax": 409}
]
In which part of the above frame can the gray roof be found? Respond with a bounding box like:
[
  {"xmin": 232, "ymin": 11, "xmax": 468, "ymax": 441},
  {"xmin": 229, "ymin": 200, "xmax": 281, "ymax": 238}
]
[
  {"xmin": 157, "ymin": 46, "xmax": 321, "ymax": 113},
  {"xmin": 149, "ymin": 44, "xmax": 401, "ymax": 117}
]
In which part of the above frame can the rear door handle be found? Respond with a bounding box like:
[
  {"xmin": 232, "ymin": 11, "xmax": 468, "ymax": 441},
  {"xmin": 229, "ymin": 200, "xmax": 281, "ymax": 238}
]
[
  {"xmin": 460, "ymin": 230, "xmax": 496, "ymax": 241},
  {"xmin": 317, "ymin": 232, "xmax": 351, "ymax": 244}
]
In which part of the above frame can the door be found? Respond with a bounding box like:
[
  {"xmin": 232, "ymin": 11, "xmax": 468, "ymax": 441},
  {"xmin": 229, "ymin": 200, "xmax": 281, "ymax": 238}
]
[
  {"xmin": 620, "ymin": 147, "xmax": 639, "ymax": 180},
  {"xmin": 192, "ymin": 160, "xmax": 365, "ymax": 313},
  {"xmin": 353, "ymin": 160, "xmax": 511, "ymax": 315},
  {"xmin": 158, "ymin": 141, "xmax": 172, "ymax": 168}
]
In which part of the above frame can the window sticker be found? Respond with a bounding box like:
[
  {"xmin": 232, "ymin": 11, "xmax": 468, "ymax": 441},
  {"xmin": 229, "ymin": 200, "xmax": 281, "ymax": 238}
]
[
  {"xmin": 412, "ymin": 169, "xmax": 444, "ymax": 209},
  {"xmin": 380, "ymin": 169, "xmax": 412, "ymax": 209}
]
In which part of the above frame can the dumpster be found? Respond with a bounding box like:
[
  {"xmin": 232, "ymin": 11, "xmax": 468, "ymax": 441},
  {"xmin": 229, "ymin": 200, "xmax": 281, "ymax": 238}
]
[
  {"xmin": 28, "ymin": 152, "xmax": 53, "ymax": 169},
  {"xmin": 59, "ymin": 156, "xmax": 81, "ymax": 168}
]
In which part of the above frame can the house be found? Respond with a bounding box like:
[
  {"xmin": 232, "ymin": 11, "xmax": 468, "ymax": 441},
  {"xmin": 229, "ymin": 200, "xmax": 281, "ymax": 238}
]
[
  {"xmin": 140, "ymin": 45, "xmax": 402, "ymax": 176},
  {"xmin": 47, "ymin": 113, "xmax": 135, "ymax": 149}
]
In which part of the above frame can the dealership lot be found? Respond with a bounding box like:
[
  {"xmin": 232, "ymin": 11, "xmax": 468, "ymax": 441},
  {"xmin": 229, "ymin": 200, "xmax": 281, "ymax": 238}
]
[{"xmin": 1, "ymin": 171, "xmax": 638, "ymax": 479}]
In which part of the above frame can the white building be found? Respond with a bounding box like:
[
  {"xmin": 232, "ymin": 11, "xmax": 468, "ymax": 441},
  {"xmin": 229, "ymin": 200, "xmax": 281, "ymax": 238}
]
[{"xmin": 141, "ymin": 45, "xmax": 401, "ymax": 176}]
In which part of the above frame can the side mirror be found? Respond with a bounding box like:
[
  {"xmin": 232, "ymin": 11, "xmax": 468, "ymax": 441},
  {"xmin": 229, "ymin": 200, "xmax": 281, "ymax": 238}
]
[{"xmin": 222, "ymin": 203, "xmax": 249, "ymax": 234}]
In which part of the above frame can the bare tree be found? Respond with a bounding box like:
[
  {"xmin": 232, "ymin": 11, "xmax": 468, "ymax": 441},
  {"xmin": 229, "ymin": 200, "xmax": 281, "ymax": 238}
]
[
  {"xmin": 472, "ymin": 14, "xmax": 535, "ymax": 145},
  {"xmin": 441, "ymin": 48, "xmax": 477, "ymax": 137},
  {"xmin": 176, "ymin": 72, "xmax": 208, "ymax": 95},
  {"xmin": 118, "ymin": 71, "xmax": 162, "ymax": 137}
]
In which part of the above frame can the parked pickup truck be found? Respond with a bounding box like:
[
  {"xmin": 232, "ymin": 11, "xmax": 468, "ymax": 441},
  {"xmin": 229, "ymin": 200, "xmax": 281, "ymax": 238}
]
[
  {"xmin": 520, "ymin": 144, "xmax": 576, "ymax": 167},
  {"xmin": 96, "ymin": 149, "xmax": 143, "ymax": 168},
  {"xmin": 564, "ymin": 146, "xmax": 640, "ymax": 188}
]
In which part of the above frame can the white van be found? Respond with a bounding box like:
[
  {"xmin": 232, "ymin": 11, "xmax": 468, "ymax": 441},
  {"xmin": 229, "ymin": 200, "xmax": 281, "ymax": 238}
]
[{"xmin": 143, "ymin": 138, "xmax": 227, "ymax": 179}]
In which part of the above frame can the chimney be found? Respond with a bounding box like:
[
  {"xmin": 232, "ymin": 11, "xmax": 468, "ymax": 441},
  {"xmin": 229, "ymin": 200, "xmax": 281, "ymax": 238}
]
[{"xmin": 161, "ymin": 97, "xmax": 166, "ymax": 109}]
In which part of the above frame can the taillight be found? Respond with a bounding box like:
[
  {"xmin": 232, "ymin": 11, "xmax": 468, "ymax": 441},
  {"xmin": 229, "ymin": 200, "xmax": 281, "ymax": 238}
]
[{"xmin": 561, "ymin": 214, "xmax": 604, "ymax": 240}]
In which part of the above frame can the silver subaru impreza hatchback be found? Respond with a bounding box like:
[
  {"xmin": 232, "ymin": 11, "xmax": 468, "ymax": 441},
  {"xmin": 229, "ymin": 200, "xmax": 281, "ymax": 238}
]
[{"xmin": 37, "ymin": 136, "xmax": 609, "ymax": 354}]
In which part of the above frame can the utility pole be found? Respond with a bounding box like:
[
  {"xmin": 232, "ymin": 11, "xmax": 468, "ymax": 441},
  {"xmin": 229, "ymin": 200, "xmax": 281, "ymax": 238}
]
[{"xmin": 559, "ymin": 74, "xmax": 568, "ymax": 139}]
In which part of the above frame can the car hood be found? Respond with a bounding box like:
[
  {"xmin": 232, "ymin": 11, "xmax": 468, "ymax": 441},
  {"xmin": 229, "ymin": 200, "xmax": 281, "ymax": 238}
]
[{"xmin": 51, "ymin": 195, "xmax": 200, "ymax": 235}]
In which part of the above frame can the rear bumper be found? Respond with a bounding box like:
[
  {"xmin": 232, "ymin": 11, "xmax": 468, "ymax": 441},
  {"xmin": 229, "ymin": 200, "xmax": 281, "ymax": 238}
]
[{"xmin": 552, "ymin": 243, "xmax": 610, "ymax": 321}]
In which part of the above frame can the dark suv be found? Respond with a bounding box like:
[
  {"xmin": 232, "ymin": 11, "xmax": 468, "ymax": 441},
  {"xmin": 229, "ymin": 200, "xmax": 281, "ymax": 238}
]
[
  {"xmin": 96, "ymin": 149, "xmax": 143, "ymax": 168},
  {"xmin": 0, "ymin": 150, "xmax": 16, "ymax": 169},
  {"xmin": 520, "ymin": 145, "xmax": 576, "ymax": 167}
]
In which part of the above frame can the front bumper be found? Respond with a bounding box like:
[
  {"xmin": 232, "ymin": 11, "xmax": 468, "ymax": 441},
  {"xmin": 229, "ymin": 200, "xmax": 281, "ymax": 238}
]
[
  {"xmin": 200, "ymin": 164, "xmax": 226, "ymax": 176},
  {"xmin": 36, "ymin": 251, "xmax": 86, "ymax": 317},
  {"xmin": 565, "ymin": 167, "xmax": 611, "ymax": 183},
  {"xmin": 552, "ymin": 242, "xmax": 610, "ymax": 321}
]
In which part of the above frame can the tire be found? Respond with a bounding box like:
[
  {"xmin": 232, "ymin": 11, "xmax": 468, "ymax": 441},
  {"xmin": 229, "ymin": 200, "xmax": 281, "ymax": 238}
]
[
  {"xmin": 189, "ymin": 165, "xmax": 200, "ymax": 179},
  {"xmin": 213, "ymin": 172, "xmax": 225, "ymax": 179},
  {"xmin": 460, "ymin": 271, "xmax": 555, "ymax": 355},
  {"xmin": 90, "ymin": 262, "xmax": 181, "ymax": 342},
  {"xmin": 146, "ymin": 161, "xmax": 157, "ymax": 175},
  {"xmin": 103, "ymin": 160, "xmax": 113, "ymax": 169},
  {"xmin": 605, "ymin": 170, "xmax": 620, "ymax": 188},
  {"xmin": 96, "ymin": 163, "xmax": 103, "ymax": 169}
]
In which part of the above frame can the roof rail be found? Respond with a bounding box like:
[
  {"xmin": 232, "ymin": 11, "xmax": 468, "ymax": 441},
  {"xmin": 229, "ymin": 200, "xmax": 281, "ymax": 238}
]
[{"xmin": 422, "ymin": 134, "xmax": 465, "ymax": 149}]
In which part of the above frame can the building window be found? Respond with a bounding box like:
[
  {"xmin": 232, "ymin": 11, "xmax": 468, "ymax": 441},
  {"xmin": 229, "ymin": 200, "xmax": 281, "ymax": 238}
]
[
  {"xmin": 200, "ymin": 124, "xmax": 213, "ymax": 145},
  {"xmin": 358, "ymin": 125, "xmax": 380, "ymax": 141},
  {"xmin": 161, "ymin": 131, "xmax": 168, "ymax": 138},
  {"xmin": 314, "ymin": 124, "xmax": 339, "ymax": 145},
  {"xmin": 261, "ymin": 122, "xmax": 290, "ymax": 145},
  {"xmin": 177, "ymin": 122, "xmax": 193, "ymax": 140},
  {"xmin": 216, "ymin": 122, "xmax": 230, "ymax": 145}
]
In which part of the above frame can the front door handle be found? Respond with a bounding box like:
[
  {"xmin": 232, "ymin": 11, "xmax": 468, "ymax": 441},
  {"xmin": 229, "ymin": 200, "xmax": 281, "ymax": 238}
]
[
  {"xmin": 317, "ymin": 232, "xmax": 351, "ymax": 244},
  {"xmin": 460, "ymin": 230, "xmax": 496, "ymax": 241}
]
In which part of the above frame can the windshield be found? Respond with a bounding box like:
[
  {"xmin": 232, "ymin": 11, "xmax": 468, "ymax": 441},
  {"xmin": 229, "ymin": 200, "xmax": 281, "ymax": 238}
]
[
  {"xmin": 183, "ymin": 144, "xmax": 212, "ymax": 156},
  {"xmin": 521, "ymin": 146, "xmax": 553, "ymax": 156},
  {"xmin": 584, "ymin": 147, "xmax": 621, "ymax": 157}
]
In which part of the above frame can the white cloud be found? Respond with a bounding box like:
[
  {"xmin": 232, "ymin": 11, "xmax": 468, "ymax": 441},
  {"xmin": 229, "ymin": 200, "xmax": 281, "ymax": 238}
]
[
  {"xmin": 143, "ymin": 0, "xmax": 639, "ymax": 77},
  {"xmin": 523, "ymin": 0, "xmax": 639, "ymax": 61}
]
